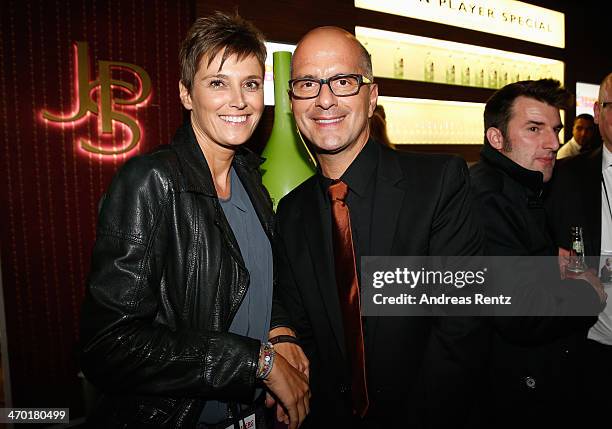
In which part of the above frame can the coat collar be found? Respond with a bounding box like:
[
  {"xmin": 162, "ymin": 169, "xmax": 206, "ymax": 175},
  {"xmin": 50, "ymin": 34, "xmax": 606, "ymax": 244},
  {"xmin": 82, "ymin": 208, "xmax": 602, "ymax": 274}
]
[
  {"xmin": 170, "ymin": 120, "xmax": 265, "ymax": 196},
  {"xmin": 480, "ymin": 144, "xmax": 545, "ymax": 195},
  {"xmin": 170, "ymin": 120, "xmax": 274, "ymax": 240}
]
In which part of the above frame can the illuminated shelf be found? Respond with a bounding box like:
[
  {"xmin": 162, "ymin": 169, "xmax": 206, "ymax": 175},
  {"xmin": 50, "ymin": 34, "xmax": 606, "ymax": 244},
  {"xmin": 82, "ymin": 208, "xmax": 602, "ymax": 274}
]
[
  {"xmin": 356, "ymin": 26, "xmax": 564, "ymax": 89},
  {"xmin": 375, "ymin": 78, "xmax": 494, "ymax": 103},
  {"xmin": 378, "ymin": 96, "xmax": 485, "ymax": 145},
  {"xmin": 354, "ymin": 0, "xmax": 565, "ymax": 49},
  {"xmin": 379, "ymin": 96, "xmax": 565, "ymax": 146}
]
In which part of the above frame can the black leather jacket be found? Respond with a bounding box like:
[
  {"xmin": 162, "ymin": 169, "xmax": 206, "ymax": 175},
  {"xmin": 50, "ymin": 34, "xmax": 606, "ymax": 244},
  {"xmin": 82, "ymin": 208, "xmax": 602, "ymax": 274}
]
[{"xmin": 80, "ymin": 121, "xmax": 275, "ymax": 427}]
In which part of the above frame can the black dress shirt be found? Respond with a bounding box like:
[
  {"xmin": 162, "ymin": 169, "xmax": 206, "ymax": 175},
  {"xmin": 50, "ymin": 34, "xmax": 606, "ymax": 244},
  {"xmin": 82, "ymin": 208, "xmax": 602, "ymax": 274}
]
[{"xmin": 317, "ymin": 139, "xmax": 378, "ymax": 283}]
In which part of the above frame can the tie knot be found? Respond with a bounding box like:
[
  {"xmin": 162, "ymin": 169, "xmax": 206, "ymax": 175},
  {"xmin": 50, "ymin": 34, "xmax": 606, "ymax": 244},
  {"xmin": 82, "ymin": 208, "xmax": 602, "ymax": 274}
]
[{"xmin": 328, "ymin": 180, "xmax": 348, "ymax": 202}]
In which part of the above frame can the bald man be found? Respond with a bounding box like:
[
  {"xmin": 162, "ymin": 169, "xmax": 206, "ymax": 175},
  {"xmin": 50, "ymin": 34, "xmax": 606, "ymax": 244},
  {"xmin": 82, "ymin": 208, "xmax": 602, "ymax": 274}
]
[
  {"xmin": 546, "ymin": 72, "xmax": 612, "ymax": 416},
  {"xmin": 271, "ymin": 27, "xmax": 485, "ymax": 428}
]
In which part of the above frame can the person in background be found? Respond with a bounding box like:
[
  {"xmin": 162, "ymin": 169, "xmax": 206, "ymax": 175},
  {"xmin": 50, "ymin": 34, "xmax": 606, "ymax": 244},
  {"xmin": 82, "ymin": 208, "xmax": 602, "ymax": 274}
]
[
  {"xmin": 79, "ymin": 12, "xmax": 309, "ymax": 429},
  {"xmin": 273, "ymin": 26, "xmax": 484, "ymax": 428},
  {"xmin": 556, "ymin": 113, "xmax": 595, "ymax": 159},
  {"xmin": 601, "ymin": 258, "xmax": 612, "ymax": 283},
  {"xmin": 546, "ymin": 72, "xmax": 612, "ymax": 419},
  {"xmin": 470, "ymin": 79, "xmax": 605, "ymax": 428},
  {"xmin": 369, "ymin": 104, "xmax": 393, "ymax": 148}
]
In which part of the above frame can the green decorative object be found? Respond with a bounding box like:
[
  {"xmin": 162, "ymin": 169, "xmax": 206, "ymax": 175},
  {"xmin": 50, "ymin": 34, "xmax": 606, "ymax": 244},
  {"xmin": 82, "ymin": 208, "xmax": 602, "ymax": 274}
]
[{"xmin": 261, "ymin": 51, "xmax": 315, "ymax": 210}]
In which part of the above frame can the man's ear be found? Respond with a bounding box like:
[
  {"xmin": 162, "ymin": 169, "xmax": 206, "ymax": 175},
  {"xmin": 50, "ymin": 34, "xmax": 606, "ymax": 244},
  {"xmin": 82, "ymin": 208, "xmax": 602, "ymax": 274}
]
[
  {"xmin": 486, "ymin": 127, "xmax": 504, "ymax": 150},
  {"xmin": 179, "ymin": 81, "xmax": 192, "ymax": 110},
  {"xmin": 368, "ymin": 83, "xmax": 378, "ymax": 118}
]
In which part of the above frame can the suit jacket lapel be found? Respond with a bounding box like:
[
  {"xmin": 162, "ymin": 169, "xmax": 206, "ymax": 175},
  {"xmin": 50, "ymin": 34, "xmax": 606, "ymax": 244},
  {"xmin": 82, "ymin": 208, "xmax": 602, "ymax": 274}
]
[
  {"xmin": 366, "ymin": 146, "xmax": 406, "ymax": 354},
  {"xmin": 584, "ymin": 149, "xmax": 603, "ymax": 255},
  {"xmin": 301, "ymin": 180, "xmax": 347, "ymax": 358},
  {"xmin": 371, "ymin": 146, "xmax": 406, "ymax": 257}
]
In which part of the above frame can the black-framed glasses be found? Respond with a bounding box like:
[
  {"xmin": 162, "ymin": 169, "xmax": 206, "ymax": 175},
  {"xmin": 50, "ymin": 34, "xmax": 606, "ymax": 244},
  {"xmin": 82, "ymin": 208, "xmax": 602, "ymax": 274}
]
[
  {"xmin": 602, "ymin": 101, "xmax": 612, "ymax": 109},
  {"xmin": 288, "ymin": 74, "xmax": 372, "ymax": 99}
]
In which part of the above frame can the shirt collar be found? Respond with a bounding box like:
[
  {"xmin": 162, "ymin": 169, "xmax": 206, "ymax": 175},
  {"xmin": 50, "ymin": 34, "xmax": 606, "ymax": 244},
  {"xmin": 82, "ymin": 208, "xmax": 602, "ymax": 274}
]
[
  {"xmin": 603, "ymin": 143, "xmax": 612, "ymax": 172},
  {"xmin": 340, "ymin": 139, "xmax": 377, "ymax": 197},
  {"xmin": 318, "ymin": 138, "xmax": 378, "ymax": 199},
  {"xmin": 567, "ymin": 137, "xmax": 581, "ymax": 151},
  {"xmin": 220, "ymin": 167, "xmax": 247, "ymax": 212}
]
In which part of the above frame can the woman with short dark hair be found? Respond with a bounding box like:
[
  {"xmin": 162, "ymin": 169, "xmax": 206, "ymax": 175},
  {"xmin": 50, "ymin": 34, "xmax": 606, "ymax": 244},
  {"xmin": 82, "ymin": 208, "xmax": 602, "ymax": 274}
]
[{"xmin": 80, "ymin": 12, "xmax": 309, "ymax": 429}]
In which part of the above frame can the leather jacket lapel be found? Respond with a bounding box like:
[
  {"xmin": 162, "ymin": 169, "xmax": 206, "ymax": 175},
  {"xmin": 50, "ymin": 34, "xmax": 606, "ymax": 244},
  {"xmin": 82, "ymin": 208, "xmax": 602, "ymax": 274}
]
[
  {"xmin": 171, "ymin": 121, "xmax": 273, "ymax": 244},
  {"xmin": 170, "ymin": 121, "xmax": 263, "ymax": 324},
  {"xmin": 170, "ymin": 121, "xmax": 217, "ymax": 196},
  {"xmin": 171, "ymin": 122, "xmax": 246, "ymax": 270}
]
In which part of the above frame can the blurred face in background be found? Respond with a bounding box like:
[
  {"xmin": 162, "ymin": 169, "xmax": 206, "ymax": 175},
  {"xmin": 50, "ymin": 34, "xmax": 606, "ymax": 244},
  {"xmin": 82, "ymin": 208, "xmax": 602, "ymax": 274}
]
[{"xmin": 572, "ymin": 117, "xmax": 595, "ymax": 146}]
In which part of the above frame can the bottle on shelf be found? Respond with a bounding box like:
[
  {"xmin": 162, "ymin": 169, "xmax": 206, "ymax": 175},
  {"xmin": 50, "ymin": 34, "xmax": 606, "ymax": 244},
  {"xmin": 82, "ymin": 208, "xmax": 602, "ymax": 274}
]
[
  {"xmin": 424, "ymin": 51, "xmax": 435, "ymax": 82},
  {"xmin": 498, "ymin": 62, "xmax": 508, "ymax": 88},
  {"xmin": 487, "ymin": 60, "xmax": 499, "ymax": 89},
  {"xmin": 393, "ymin": 45, "xmax": 405, "ymax": 79},
  {"xmin": 510, "ymin": 62, "xmax": 520, "ymax": 83},
  {"xmin": 461, "ymin": 56, "xmax": 471, "ymax": 86},
  {"xmin": 474, "ymin": 59, "xmax": 485, "ymax": 87},
  {"xmin": 445, "ymin": 53, "xmax": 456, "ymax": 85}
]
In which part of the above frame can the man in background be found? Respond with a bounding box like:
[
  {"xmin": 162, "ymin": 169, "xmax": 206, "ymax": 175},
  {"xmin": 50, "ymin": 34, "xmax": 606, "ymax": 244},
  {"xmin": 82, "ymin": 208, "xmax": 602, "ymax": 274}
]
[
  {"xmin": 557, "ymin": 113, "xmax": 595, "ymax": 159},
  {"xmin": 546, "ymin": 72, "xmax": 612, "ymax": 413},
  {"xmin": 470, "ymin": 79, "xmax": 605, "ymax": 427}
]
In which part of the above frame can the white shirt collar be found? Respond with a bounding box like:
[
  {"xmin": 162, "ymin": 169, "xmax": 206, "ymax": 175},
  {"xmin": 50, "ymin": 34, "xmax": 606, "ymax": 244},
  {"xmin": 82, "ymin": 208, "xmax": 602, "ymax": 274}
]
[{"xmin": 603, "ymin": 143, "xmax": 612, "ymax": 172}]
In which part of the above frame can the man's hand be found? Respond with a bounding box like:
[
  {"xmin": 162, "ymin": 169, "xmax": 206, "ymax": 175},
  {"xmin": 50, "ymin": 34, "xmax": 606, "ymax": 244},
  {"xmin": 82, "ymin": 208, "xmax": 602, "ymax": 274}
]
[
  {"xmin": 269, "ymin": 327, "xmax": 310, "ymax": 379},
  {"xmin": 558, "ymin": 247, "xmax": 571, "ymax": 280},
  {"xmin": 559, "ymin": 248, "xmax": 607, "ymax": 303},
  {"xmin": 266, "ymin": 327, "xmax": 310, "ymax": 424},
  {"xmin": 263, "ymin": 352, "xmax": 310, "ymax": 429}
]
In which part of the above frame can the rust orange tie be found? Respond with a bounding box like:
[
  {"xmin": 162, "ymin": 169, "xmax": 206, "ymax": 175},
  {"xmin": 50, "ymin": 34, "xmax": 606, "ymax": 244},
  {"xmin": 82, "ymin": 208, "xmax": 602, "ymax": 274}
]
[{"xmin": 328, "ymin": 179, "xmax": 369, "ymax": 417}]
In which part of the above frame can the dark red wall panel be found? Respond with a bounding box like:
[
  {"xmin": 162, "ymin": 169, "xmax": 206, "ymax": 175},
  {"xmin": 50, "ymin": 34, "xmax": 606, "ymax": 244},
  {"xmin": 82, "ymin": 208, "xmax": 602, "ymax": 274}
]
[{"xmin": 0, "ymin": 0, "xmax": 194, "ymax": 412}]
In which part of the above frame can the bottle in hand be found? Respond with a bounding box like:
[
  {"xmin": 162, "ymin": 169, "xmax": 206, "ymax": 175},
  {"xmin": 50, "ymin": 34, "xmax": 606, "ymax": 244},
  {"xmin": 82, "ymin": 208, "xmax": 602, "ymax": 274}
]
[{"xmin": 567, "ymin": 226, "xmax": 587, "ymax": 274}]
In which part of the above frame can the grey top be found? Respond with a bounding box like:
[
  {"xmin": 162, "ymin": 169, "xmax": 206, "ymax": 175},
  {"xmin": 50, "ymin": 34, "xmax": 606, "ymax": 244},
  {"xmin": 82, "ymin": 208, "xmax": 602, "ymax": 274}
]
[{"xmin": 199, "ymin": 167, "xmax": 273, "ymax": 424}]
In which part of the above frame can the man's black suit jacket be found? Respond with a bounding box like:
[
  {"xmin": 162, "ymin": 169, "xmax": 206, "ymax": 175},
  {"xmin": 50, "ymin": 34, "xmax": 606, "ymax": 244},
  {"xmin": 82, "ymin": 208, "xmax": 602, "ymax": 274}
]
[
  {"xmin": 546, "ymin": 147, "xmax": 603, "ymax": 259},
  {"xmin": 272, "ymin": 142, "xmax": 485, "ymax": 427}
]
